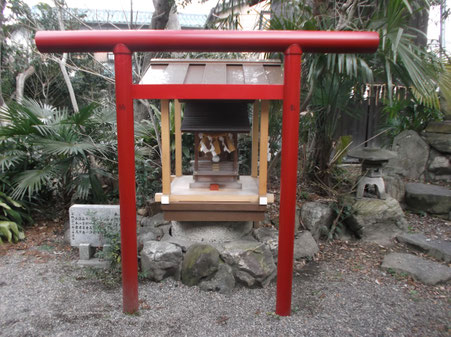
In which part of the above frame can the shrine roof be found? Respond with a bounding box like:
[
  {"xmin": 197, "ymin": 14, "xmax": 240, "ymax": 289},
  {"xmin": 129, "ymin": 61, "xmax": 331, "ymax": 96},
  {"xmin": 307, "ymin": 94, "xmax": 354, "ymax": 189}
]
[{"xmin": 140, "ymin": 59, "xmax": 283, "ymax": 86}]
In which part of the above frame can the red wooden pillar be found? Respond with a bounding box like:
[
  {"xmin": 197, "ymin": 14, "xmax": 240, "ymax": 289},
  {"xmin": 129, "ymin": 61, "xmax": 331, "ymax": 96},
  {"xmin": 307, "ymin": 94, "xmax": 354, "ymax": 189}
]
[
  {"xmin": 276, "ymin": 44, "xmax": 302, "ymax": 316},
  {"xmin": 113, "ymin": 43, "xmax": 139, "ymax": 314}
]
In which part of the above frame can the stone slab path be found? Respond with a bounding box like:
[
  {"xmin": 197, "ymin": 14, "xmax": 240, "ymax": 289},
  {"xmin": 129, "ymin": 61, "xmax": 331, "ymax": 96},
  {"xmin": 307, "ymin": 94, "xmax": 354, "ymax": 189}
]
[
  {"xmin": 397, "ymin": 233, "xmax": 451, "ymax": 263},
  {"xmin": 382, "ymin": 253, "xmax": 451, "ymax": 285},
  {"xmin": 405, "ymin": 183, "xmax": 451, "ymax": 217}
]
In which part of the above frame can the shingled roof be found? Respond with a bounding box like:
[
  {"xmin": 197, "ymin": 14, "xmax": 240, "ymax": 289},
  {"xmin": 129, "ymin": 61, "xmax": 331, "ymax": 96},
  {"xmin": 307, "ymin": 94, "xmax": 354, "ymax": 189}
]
[{"xmin": 140, "ymin": 59, "xmax": 283, "ymax": 85}]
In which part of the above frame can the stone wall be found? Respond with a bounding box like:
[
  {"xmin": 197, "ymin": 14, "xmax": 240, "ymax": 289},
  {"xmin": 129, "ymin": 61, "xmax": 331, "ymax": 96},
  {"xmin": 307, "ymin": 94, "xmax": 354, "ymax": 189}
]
[{"xmin": 388, "ymin": 125, "xmax": 451, "ymax": 183}]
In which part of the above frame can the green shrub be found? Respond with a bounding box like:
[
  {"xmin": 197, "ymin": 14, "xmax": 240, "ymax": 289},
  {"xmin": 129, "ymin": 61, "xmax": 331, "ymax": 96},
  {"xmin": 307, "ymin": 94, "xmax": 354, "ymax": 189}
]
[
  {"xmin": 0, "ymin": 192, "xmax": 31, "ymax": 244},
  {"xmin": 90, "ymin": 214, "xmax": 121, "ymax": 267},
  {"xmin": 382, "ymin": 98, "xmax": 443, "ymax": 140}
]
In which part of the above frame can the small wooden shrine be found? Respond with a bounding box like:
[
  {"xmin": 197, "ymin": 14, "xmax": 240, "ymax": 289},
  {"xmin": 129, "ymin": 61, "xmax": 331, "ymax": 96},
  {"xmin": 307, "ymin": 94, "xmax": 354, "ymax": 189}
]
[
  {"xmin": 182, "ymin": 100, "xmax": 250, "ymax": 189},
  {"xmin": 140, "ymin": 59, "xmax": 283, "ymax": 221}
]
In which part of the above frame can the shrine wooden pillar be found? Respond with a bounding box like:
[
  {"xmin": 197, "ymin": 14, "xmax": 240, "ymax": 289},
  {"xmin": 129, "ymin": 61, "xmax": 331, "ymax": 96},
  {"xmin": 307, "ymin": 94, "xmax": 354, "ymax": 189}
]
[
  {"xmin": 161, "ymin": 99, "xmax": 171, "ymax": 202},
  {"xmin": 174, "ymin": 100, "xmax": 183, "ymax": 177},
  {"xmin": 251, "ymin": 101, "xmax": 260, "ymax": 178},
  {"xmin": 258, "ymin": 100, "xmax": 270, "ymax": 204}
]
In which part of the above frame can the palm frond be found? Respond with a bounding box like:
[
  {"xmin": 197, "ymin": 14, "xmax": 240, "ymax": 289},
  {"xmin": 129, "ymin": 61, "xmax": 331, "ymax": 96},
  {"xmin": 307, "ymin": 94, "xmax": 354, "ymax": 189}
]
[
  {"xmin": 0, "ymin": 101, "xmax": 44, "ymax": 137},
  {"xmin": 36, "ymin": 138, "xmax": 104, "ymax": 157},
  {"xmin": 91, "ymin": 108, "xmax": 116, "ymax": 124},
  {"xmin": 439, "ymin": 62, "xmax": 451, "ymax": 107},
  {"xmin": 71, "ymin": 174, "xmax": 91, "ymax": 200},
  {"xmin": 65, "ymin": 102, "xmax": 98, "ymax": 126},
  {"xmin": 12, "ymin": 167, "xmax": 55, "ymax": 200},
  {"xmin": 0, "ymin": 149, "xmax": 27, "ymax": 171}
]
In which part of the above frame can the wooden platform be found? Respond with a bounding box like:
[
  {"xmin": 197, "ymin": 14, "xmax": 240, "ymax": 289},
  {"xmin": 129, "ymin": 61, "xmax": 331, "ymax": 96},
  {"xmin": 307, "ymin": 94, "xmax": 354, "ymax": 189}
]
[{"xmin": 155, "ymin": 175, "xmax": 274, "ymax": 221}]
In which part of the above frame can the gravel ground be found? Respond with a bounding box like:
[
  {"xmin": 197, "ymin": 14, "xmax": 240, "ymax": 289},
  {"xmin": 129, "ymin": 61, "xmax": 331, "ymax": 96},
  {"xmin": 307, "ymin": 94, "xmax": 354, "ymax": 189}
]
[{"xmin": 0, "ymin": 215, "xmax": 449, "ymax": 337}]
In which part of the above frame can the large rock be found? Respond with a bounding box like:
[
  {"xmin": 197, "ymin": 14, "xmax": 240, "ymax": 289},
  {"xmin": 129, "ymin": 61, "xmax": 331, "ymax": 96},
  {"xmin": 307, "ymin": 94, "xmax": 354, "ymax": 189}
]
[
  {"xmin": 382, "ymin": 174, "xmax": 406, "ymax": 202},
  {"xmin": 422, "ymin": 132, "xmax": 451, "ymax": 154},
  {"xmin": 140, "ymin": 241, "xmax": 183, "ymax": 282},
  {"xmin": 199, "ymin": 263, "xmax": 235, "ymax": 294},
  {"xmin": 425, "ymin": 121, "xmax": 451, "ymax": 134},
  {"xmin": 160, "ymin": 233, "xmax": 196, "ymax": 253},
  {"xmin": 146, "ymin": 199, "xmax": 162, "ymax": 217},
  {"xmin": 342, "ymin": 195, "xmax": 407, "ymax": 246},
  {"xmin": 388, "ymin": 130, "xmax": 429, "ymax": 179},
  {"xmin": 428, "ymin": 155, "xmax": 451, "ymax": 175},
  {"xmin": 382, "ymin": 253, "xmax": 451, "ymax": 285},
  {"xmin": 300, "ymin": 202, "xmax": 334, "ymax": 241},
  {"xmin": 171, "ymin": 221, "xmax": 253, "ymax": 244},
  {"xmin": 405, "ymin": 183, "xmax": 451, "ymax": 217},
  {"xmin": 253, "ymin": 227, "xmax": 279, "ymax": 258},
  {"xmin": 269, "ymin": 206, "xmax": 301, "ymax": 232},
  {"xmin": 397, "ymin": 233, "xmax": 451, "ymax": 263},
  {"xmin": 137, "ymin": 226, "xmax": 164, "ymax": 251},
  {"xmin": 220, "ymin": 241, "xmax": 276, "ymax": 287},
  {"xmin": 140, "ymin": 213, "xmax": 170, "ymax": 228},
  {"xmin": 181, "ymin": 244, "xmax": 220, "ymax": 286},
  {"xmin": 426, "ymin": 149, "xmax": 451, "ymax": 182},
  {"xmin": 294, "ymin": 231, "xmax": 319, "ymax": 259}
]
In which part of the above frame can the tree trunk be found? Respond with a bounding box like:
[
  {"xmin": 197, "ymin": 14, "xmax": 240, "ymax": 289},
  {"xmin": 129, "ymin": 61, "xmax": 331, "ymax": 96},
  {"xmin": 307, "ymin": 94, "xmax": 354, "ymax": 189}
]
[
  {"xmin": 135, "ymin": 0, "xmax": 174, "ymax": 148},
  {"xmin": 409, "ymin": 0, "xmax": 429, "ymax": 48},
  {"xmin": 151, "ymin": 0, "xmax": 172, "ymax": 29},
  {"xmin": 16, "ymin": 66, "xmax": 35, "ymax": 104},
  {"xmin": 54, "ymin": 0, "xmax": 79, "ymax": 112}
]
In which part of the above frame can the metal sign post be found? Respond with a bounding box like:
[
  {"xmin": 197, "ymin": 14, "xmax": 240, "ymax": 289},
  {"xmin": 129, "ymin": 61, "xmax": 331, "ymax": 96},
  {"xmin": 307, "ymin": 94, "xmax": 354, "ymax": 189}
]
[{"xmin": 35, "ymin": 29, "xmax": 378, "ymax": 315}]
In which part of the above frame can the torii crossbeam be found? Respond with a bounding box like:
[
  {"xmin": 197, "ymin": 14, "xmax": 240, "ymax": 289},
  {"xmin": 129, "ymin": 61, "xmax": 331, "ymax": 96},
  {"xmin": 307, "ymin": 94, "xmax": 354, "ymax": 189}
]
[{"xmin": 35, "ymin": 29, "xmax": 379, "ymax": 316}]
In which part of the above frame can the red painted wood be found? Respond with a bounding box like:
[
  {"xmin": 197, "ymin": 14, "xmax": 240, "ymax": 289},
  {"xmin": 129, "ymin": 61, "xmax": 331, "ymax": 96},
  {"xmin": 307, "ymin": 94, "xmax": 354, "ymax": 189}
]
[
  {"xmin": 35, "ymin": 29, "xmax": 379, "ymax": 54},
  {"xmin": 113, "ymin": 44, "xmax": 139, "ymax": 314},
  {"xmin": 276, "ymin": 44, "xmax": 303, "ymax": 316},
  {"xmin": 132, "ymin": 84, "xmax": 284, "ymax": 100}
]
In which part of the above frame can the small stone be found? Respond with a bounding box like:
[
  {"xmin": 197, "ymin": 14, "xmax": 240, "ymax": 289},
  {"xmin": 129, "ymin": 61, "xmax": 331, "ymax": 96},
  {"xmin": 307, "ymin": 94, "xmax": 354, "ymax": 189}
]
[
  {"xmin": 137, "ymin": 229, "xmax": 164, "ymax": 251},
  {"xmin": 137, "ymin": 208, "xmax": 147, "ymax": 216},
  {"xmin": 220, "ymin": 241, "xmax": 276, "ymax": 288},
  {"xmin": 300, "ymin": 202, "xmax": 334, "ymax": 241},
  {"xmin": 253, "ymin": 227, "xmax": 279, "ymax": 258},
  {"xmin": 146, "ymin": 199, "xmax": 162, "ymax": 217},
  {"xmin": 181, "ymin": 244, "xmax": 220, "ymax": 286},
  {"xmin": 79, "ymin": 243, "xmax": 94, "ymax": 260},
  {"xmin": 141, "ymin": 241, "xmax": 183, "ymax": 282},
  {"xmin": 293, "ymin": 231, "xmax": 319, "ymax": 259},
  {"xmin": 396, "ymin": 233, "xmax": 451, "ymax": 263},
  {"xmin": 199, "ymin": 263, "xmax": 235, "ymax": 294},
  {"xmin": 382, "ymin": 253, "xmax": 451, "ymax": 285},
  {"xmin": 140, "ymin": 213, "xmax": 170, "ymax": 227}
]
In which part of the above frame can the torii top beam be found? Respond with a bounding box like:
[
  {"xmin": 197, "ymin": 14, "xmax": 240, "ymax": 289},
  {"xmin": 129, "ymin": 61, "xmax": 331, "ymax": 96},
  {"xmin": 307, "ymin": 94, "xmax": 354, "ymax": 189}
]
[{"xmin": 35, "ymin": 29, "xmax": 379, "ymax": 54}]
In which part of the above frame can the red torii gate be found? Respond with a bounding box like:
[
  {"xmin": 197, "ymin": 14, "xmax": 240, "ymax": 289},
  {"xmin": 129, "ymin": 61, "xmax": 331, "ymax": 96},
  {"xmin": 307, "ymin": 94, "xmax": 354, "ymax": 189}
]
[{"xmin": 35, "ymin": 29, "xmax": 379, "ymax": 316}]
